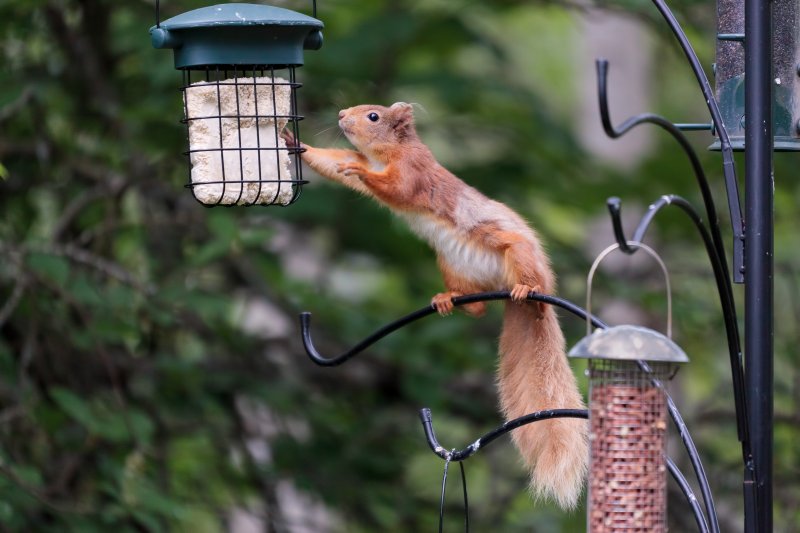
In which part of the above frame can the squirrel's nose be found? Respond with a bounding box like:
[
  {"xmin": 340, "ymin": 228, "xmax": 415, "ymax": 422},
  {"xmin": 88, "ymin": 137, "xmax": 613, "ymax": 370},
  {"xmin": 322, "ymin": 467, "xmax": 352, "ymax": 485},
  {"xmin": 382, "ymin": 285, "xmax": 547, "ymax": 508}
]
[{"xmin": 338, "ymin": 111, "xmax": 346, "ymax": 120}]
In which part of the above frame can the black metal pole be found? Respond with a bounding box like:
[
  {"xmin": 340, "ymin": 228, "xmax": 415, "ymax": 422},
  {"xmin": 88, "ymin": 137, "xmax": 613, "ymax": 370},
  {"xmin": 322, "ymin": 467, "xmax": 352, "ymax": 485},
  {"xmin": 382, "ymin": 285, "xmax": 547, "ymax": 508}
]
[{"xmin": 744, "ymin": 0, "xmax": 774, "ymax": 529}]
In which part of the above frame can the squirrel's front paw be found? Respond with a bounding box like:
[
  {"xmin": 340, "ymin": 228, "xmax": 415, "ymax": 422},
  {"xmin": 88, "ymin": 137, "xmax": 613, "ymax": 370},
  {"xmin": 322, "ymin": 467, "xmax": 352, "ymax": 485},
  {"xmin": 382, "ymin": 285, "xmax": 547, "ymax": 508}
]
[
  {"xmin": 336, "ymin": 162, "xmax": 367, "ymax": 179},
  {"xmin": 281, "ymin": 129, "xmax": 302, "ymax": 149}
]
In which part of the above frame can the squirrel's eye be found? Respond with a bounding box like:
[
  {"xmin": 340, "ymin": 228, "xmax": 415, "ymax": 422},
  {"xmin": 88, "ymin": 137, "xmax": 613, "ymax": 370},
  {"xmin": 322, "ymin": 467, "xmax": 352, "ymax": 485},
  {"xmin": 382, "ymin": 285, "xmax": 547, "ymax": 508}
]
[{"xmin": 367, "ymin": 112, "xmax": 379, "ymax": 122}]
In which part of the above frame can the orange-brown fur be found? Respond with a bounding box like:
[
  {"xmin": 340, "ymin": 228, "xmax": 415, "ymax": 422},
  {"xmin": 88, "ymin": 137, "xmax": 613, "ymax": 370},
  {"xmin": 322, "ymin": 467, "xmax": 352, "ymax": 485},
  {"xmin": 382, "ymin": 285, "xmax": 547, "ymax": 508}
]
[{"xmin": 284, "ymin": 103, "xmax": 588, "ymax": 509}]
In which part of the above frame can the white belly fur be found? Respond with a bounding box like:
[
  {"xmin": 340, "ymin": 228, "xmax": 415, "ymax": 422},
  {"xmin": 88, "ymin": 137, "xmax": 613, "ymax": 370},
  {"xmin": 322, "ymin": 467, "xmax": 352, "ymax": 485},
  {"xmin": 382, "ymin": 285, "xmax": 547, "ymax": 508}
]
[{"xmin": 401, "ymin": 212, "xmax": 506, "ymax": 289}]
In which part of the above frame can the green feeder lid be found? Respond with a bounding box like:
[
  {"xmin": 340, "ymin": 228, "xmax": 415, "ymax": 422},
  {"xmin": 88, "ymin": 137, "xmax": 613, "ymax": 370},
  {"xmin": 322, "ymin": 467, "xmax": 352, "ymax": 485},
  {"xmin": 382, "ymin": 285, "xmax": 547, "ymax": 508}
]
[
  {"xmin": 568, "ymin": 325, "xmax": 689, "ymax": 363},
  {"xmin": 151, "ymin": 3, "xmax": 323, "ymax": 69}
]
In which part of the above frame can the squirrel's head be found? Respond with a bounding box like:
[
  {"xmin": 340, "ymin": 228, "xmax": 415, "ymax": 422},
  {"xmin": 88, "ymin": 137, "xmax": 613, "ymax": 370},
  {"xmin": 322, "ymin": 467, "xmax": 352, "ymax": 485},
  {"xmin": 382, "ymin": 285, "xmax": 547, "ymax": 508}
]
[{"xmin": 338, "ymin": 102, "xmax": 417, "ymax": 154}]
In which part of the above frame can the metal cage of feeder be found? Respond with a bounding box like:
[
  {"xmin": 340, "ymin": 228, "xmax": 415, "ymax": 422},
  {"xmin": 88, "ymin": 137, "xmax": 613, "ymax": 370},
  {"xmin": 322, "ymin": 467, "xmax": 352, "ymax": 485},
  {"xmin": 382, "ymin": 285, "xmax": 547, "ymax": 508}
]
[
  {"xmin": 570, "ymin": 326, "xmax": 688, "ymax": 533},
  {"xmin": 569, "ymin": 243, "xmax": 689, "ymax": 533},
  {"xmin": 712, "ymin": 0, "xmax": 800, "ymax": 151},
  {"xmin": 151, "ymin": 2, "xmax": 323, "ymax": 206}
]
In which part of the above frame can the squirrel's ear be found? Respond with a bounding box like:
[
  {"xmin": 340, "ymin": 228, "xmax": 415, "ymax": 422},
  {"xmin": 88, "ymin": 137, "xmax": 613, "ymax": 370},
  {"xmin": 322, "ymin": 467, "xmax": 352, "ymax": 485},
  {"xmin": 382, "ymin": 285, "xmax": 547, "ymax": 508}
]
[
  {"xmin": 390, "ymin": 102, "xmax": 415, "ymax": 137},
  {"xmin": 391, "ymin": 102, "xmax": 413, "ymax": 112}
]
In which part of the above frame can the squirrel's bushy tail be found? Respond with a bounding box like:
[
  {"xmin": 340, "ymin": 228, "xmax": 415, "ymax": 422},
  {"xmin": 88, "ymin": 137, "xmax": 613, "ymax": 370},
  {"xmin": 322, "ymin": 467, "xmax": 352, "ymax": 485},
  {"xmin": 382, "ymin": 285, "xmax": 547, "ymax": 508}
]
[{"xmin": 498, "ymin": 302, "xmax": 588, "ymax": 510}]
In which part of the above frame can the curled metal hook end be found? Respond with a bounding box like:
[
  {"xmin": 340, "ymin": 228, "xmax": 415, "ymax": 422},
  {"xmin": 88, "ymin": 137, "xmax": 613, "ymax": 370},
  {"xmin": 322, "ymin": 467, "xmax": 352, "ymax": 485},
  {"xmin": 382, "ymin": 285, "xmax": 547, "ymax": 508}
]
[
  {"xmin": 420, "ymin": 408, "xmax": 451, "ymax": 460},
  {"xmin": 596, "ymin": 58, "xmax": 610, "ymax": 76},
  {"xmin": 606, "ymin": 197, "xmax": 634, "ymax": 254},
  {"xmin": 299, "ymin": 311, "xmax": 311, "ymax": 338},
  {"xmin": 595, "ymin": 59, "xmax": 618, "ymax": 139},
  {"xmin": 299, "ymin": 311, "xmax": 343, "ymax": 367}
]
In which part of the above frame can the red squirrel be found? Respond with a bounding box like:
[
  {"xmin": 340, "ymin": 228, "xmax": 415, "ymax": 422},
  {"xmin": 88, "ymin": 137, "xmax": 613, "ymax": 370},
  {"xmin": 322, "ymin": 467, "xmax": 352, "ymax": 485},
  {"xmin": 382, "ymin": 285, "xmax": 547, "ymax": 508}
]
[{"xmin": 284, "ymin": 103, "xmax": 588, "ymax": 509}]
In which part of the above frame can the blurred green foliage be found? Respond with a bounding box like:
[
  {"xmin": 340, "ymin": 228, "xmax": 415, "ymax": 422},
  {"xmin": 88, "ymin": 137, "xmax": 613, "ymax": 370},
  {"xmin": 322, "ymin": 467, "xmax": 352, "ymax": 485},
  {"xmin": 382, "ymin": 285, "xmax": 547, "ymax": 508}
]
[{"xmin": 0, "ymin": 0, "xmax": 798, "ymax": 531}]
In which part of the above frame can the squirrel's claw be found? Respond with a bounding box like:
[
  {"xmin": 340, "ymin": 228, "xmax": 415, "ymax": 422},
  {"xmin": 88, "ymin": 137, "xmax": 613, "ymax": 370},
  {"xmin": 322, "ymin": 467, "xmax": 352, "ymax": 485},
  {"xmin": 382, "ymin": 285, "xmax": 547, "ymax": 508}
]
[
  {"xmin": 431, "ymin": 292, "xmax": 460, "ymax": 316},
  {"xmin": 510, "ymin": 284, "xmax": 534, "ymax": 302},
  {"xmin": 281, "ymin": 129, "xmax": 302, "ymax": 149},
  {"xmin": 511, "ymin": 284, "xmax": 545, "ymax": 318},
  {"xmin": 336, "ymin": 162, "xmax": 367, "ymax": 179}
]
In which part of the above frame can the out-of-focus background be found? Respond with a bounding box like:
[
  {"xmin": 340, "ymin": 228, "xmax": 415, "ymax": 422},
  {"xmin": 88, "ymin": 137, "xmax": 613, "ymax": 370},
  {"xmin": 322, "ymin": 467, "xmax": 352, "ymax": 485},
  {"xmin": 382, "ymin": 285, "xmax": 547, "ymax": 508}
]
[{"xmin": 0, "ymin": 0, "xmax": 797, "ymax": 531}]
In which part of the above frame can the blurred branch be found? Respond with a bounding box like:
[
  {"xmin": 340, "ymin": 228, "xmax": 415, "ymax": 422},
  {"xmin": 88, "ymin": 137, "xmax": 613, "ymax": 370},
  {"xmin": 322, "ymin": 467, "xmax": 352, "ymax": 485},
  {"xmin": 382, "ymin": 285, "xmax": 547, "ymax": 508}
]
[
  {"xmin": 47, "ymin": 437, "xmax": 99, "ymax": 501},
  {"xmin": 0, "ymin": 88, "xmax": 34, "ymax": 125},
  {"xmin": 0, "ymin": 277, "xmax": 26, "ymax": 329},
  {"xmin": 0, "ymin": 461, "xmax": 94, "ymax": 515},
  {"xmin": 17, "ymin": 314, "xmax": 38, "ymax": 402},
  {"xmin": 697, "ymin": 408, "xmax": 800, "ymax": 427},
  {"xmin": 30, "ymin": 272, "xmax": 141, "ymax": 449},
  {"xmin": 70, "ymin": 157, "xmax": 126, "ymax": 183},
  {"xmin": 51, "ymin": 178, "xmax": 128, "ymax": 242},
  {"xmin": 0, "ymin": 241, "xmax": 155, "ymax": 295},
  {"xmin": 0, "ymin": 406, "xmax": 25, "ymax": 425},
  {"xmin": 0, "ymin": 140, "xmax": 46, "ymax": 159},
  {"xmin": 230, "ymin": 397, "xmax": 282, "ymax": 533},
  {"xmin": 43, "ymin": 2, "xmax": 118, "ymax": 118},
  {"xmin": 45, "ymin": 242, "xmax": 153, "ymax": 293}
]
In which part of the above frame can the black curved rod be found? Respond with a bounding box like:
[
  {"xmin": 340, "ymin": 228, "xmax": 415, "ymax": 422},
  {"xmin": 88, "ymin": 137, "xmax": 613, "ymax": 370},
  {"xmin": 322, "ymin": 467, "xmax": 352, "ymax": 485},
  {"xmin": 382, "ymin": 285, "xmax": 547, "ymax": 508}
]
[
  {"xmin": 600, "ymin": 54, "xmax": 750, "ymax": 464},
  {"xmin": 459, "ymin": 461, "xmax": 468, "ymax": 532},
  {"xmin": 606, "ymin": 197, "xmax": 635, "ymax": 254},
  {"xmin": 639, "ymin": 353, "xmax": 720, "ymax": 533},
  {"xmin": 609, "ymin": 196, "xmax": 744, "ymax": 533},
  {"xmin": 302, "ymin": 291, "xmax": 718, "ymax": 530},
  {"xmin": 597, "ymin": 59, "xmax": 734, "ymax": 309},
  {"xmin": 422, "ymin": 407, "xmax": 711, "ymax": 533},
  {"xmin": 597, "ymin": 59, "xmax": 731, "ymax": 287},
  {"xmin": 667, "ymin": 456, "xmax": 711, "ymax": 533},
  {"xmin": 661, "ymin": 374, "xmax": 719, "ymax": 533},
  {"xmin": 607, "ymin": 195, "xmax": 748, "ymax": 449},
  {"xmin": 299, "ymin": 291, "xmax": 607, "ymax": 367},
  {"xmin": 599, "ymin": 57, "xmax": 751, "ymax": 520},
  {"xmin": 420, "ymin": 407, "xmax": 589, "ymax": 462},
  {"xmin": 437, "ymin": 459, "xmax": 469, "ymax": 533},
  {"xmin": 438, "ymin": 459, "xmax": 449, "ymax": 533},
  {"xmin": 647, "ymin": 0, "xmax": 744, "ymax": 283}
]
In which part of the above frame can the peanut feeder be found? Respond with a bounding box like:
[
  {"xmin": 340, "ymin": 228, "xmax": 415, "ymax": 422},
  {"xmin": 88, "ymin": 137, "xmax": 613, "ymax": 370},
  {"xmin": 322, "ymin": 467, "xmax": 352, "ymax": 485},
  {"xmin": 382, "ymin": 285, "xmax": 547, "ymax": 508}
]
[
  {"xmin": 570, "ymin": 325, "xmax": 689, "ymax": 533},
  {"xmin": 151, "ymin": 3, "xmax": 323, "ymax": 206}
]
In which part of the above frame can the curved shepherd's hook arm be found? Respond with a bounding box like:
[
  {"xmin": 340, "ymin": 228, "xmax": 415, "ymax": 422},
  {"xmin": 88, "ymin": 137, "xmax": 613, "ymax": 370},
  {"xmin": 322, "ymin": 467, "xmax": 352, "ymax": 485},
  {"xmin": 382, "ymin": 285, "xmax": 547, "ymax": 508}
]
[
  {"xmin": 667, "ymin": 457, "xmax": 711, "ymax": 533},
  {"xmin": 420, "ymin": 407, "xmax": 589, "ymax": 462},
  {"xmin": 607, "ymin": 195, "xmax": 747, "ymax": 445},
  {"xmin": 300, "ymin": 291, "xmax": 607, "ymax": 367},
  {"xmin": 608, "ymin": 195, "xmax": 739, "ymax": 533},
  {"xmin": 598, "ymin": 59, "xmax": 750, "ymax": 471},
  {"xmin": 596, "ymin": 58, "xmax": 734, "ymax": 285},
  {"xmin": 301, "ymin": 290, "xmax": 717, "ymax": 531},
  {"xmin": 421, "ymin": 407, "xmax": 710, "ymax": 533},
  {"xmin": 647, "ymin": 0, "xmax": 744, "ymax": 285},
  {"xmin": 608, "ymin": 195, "xmax": 724, "ymax": 269}
]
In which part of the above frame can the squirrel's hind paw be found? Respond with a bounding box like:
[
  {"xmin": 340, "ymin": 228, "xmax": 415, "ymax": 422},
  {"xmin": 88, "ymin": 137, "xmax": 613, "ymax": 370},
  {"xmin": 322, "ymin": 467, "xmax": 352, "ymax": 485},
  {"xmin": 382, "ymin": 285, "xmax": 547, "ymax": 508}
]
[
  {"xmin": 510, "ymin": 284, "xmax": 536, "ymax": 302},
  {"xmin": 510, "ymin": 284, "xmax": 545, "ymax": 318},
  {"xmin": 431, "ymin": 292, "xmax": 461, "ymax": 316}
]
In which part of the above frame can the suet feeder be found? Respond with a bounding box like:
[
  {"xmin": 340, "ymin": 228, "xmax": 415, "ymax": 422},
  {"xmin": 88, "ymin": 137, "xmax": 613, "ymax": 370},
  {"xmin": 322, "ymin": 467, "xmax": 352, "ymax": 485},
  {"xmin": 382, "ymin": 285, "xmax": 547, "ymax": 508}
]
[
  {"xmin": 713, "ymin": 0, "xmax": 800, "ymax": 151},
  {"xmin": 151, "ymin": 2, "xmax": 323, "ymax": 205},
  {"xmin": 570, "ymin": 326, "xmax": 688, "ymax": 533}
]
